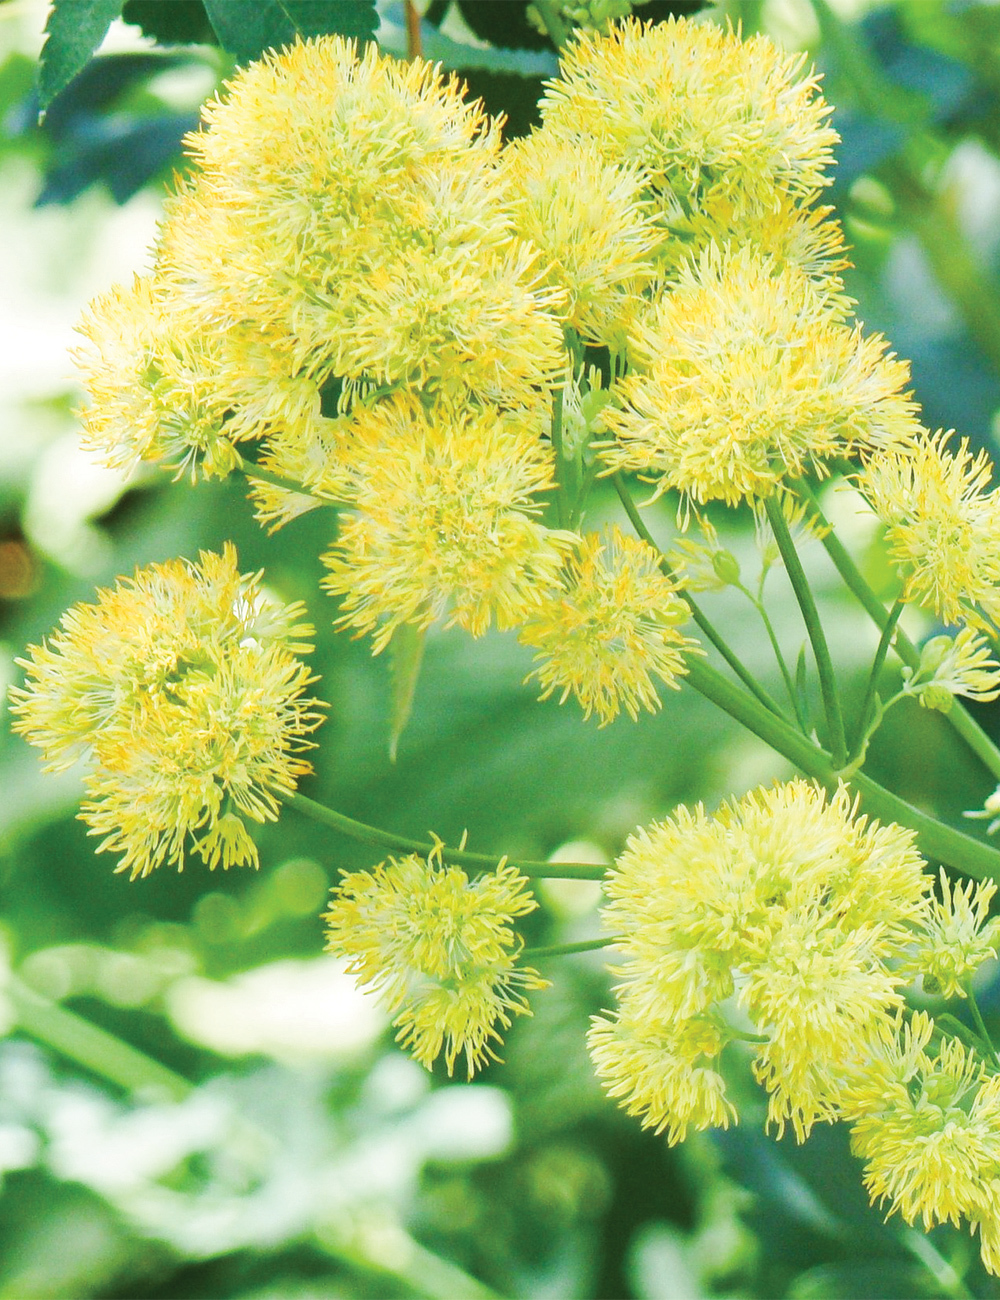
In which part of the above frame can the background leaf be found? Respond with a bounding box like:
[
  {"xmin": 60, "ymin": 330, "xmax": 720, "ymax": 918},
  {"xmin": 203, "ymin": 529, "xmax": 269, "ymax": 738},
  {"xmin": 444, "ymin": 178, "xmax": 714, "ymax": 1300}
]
[
  {"xmin": 38, "ymin": 0, "xmax": 124, "ymax": 110},
  {"xmin": 202, "ymin": 0, "xmax": 378, "ymax": 65},
  {"xmin": 388, "ymin": 622, "xmax": 426, "ymax": 764},
  {"xmin": 121, "ymin": 0, "xmax": 218, "ymax": 47}
]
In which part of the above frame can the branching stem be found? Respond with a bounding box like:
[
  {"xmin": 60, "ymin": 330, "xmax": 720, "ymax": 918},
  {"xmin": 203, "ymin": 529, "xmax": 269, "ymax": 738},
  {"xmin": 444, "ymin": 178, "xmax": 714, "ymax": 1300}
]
[
  {"xmin": 612, "ymin": 474, "xmax": 791, "ymax": 722},
  {"xmin": 285, "ymin": 792, "xmax": 607, "ymax": 880},
  {"xmin": 764, "ymin": 494, "xmax": 847, "ymax": 767}
]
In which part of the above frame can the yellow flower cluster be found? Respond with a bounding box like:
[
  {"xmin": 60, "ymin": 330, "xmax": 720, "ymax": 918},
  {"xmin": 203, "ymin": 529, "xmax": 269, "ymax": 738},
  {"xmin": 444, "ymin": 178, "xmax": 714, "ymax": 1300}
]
[
  {"xmin": 590, "ymin": 780, "xmax": 1000, "ymax": 1270},
  {"xmin": 860, "ymin": 430, "xmax": 1000, "ymax": 629},
  {"xmin": 320, "ymin": 393, "xmax": 574, "ymax": 649},
  {"xmin": 9, "ymin": 546, "xmax": 323, "ymax": 878},
  {"xmin": 518, "ymin": 527, "xmax": 698, "ymax": 724},
  {"xmin": 71, "ymin": 15, "xmax": 918, "ymax": 716},
  {"xmin": 323, "ymin": 848, "xmax": 547, "ymax": 1078}
]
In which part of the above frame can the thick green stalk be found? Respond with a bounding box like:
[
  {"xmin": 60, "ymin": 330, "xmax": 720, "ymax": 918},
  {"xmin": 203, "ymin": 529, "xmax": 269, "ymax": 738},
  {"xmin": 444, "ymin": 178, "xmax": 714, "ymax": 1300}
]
[
  {"xmin": 764, "ymin": 494, "xmax": 847, "ymax": 767},
  {"xmin": 612, "ymin": 474, "xmax": 791, "ymax": 722},
  {"xmin": 684, "ymin": 658, "xmax": 1000, "ymax": 881},
  {"xmin": 799, "ymin": 483, "xmax": 1000, "ymax": 781},
  {"xmin": 8, "ymin": 975, "xmax": 191, "ymax": 1100},
  {"xmin": 285, "ymin": 792, "xmax": 606, "ymax": 880}
]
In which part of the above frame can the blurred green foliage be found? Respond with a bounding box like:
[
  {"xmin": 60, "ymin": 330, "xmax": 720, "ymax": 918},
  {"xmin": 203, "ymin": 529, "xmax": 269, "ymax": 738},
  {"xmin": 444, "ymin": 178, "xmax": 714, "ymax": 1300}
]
[{"xmin": 2, "ymin": 0, "xmax": 1000, "ymax": 1296}]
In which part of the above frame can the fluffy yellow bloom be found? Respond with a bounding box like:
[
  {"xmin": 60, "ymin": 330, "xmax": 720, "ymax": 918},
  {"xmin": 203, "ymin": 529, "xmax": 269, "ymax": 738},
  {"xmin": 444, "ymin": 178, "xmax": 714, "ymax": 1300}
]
[
  {"xmin": 75, "ymin": 262, "xmax": 327, "ymax": 483},
  {"xmin": 323, "ymin": 850, "xmax": 547, "ymax": 1078},
  {"xmin": 601, "ymin": 245, "xmax": 921, "ymax": 506},
  {"xmin": 747, "ymin": 907, "xmax": 903, "ymax": 1140},
  {"xmin": 539, "ymin": 17, "xmax": 838, "ymax": 218},
  {"xmin": 9, "ymin": 546, "xmax": 322, "ymax": 878},
  {"xmin": 588, "ymin": 1004, "xmax": 735, "ymax": 1144},
  {"xmin": 859, "ymin": 430, "xmax": 1000, "ymax": 627},
  {"xmin": 845, "ymin": 1012, "xmax": 1000, "ymax": 1266},
  {"xmin": 592, "ymin": 781, "xmax": 930, "ymax": 1139},
  {"xmin": 322, "ymin": 393, "xmax": 574, "ymax": 650},
  {"xmin": 901, "ymin": 628, "xmax": 1000, "ymax": 711},
  {"xmin": 675, "ymin": 189, "xmax": 850, "ymax": 292},
  {"xmin": 161, "ymin": 37, "xmax": 563, "ymax": 407},
  {"xmin": 503, "ymin": 132, "xmax": 657, "ymax": 347},
  {"xmin": 518, "ymin": 527, "xmax": 698, "ymax": 724},
  {"xmin": 905, "ymin": 870, "xmax": 1000, "ymax": 1000}
]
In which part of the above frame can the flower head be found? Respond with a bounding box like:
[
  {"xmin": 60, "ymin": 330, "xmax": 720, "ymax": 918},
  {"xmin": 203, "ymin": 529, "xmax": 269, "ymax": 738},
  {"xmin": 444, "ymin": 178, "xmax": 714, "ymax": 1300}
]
[
  {"xmin": 518, "ymin": 526, "xmax": 698, "ymax": 724},
  {"xmin": 9, "ymin": 545, "xmax": 322, "ymax": 877},
  {"xmin": 321, "ymin": 393, "xmax": 574, "ymax": 649},
  {"xmin": 845, "ymin": 1013, "xmax": 1000, "ymax": 1243},
  {"xmin": 901, "ymin": 628, "xmax": 1000, "ymax": 711},
  {"xmin": 905, "ymin": 870, "xmax": 1000, "ymax": 1000},
  {"xmin": 588, "ymin": 1004, "xmax": 735, "ymax": 1144},
  {"xmin": 593, "ymin": 781, "xmax": 930, "ymax": 1138},
  {"xmin": 161, "ymin": 37, "xmax": 563, "ymax": 406},
  {"xmin": 601, "ymin": 245, "xmax": 921, "ymax": 506},
  {"xmin": 858, "ymin": 430, "xmax": 1000, "ymax": 628},
  {"xmin": 539, "ymin": 17, "xmax": 838, "ymax": 218},
  {"xmin": 503, "ymin": 132, "xmax": 657, "ymax": 347},
  {"xmin": 323, "ymin": 849, "xmax": 547, "ymax": 1078}
]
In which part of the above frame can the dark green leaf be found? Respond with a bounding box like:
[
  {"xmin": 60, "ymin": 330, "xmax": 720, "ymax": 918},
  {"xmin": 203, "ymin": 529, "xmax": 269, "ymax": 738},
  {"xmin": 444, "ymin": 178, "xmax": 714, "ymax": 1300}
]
[
  {"xmin": 38, "ymin": 0, "xmax": 125, "ymax": 110},
  {"xmin": 121, "ymin": 0, "xmax": 217, "ymax": 46},
  {"xmin": 202, "ymin": 0, "xmax": 377, "ymax": 65},
  {"xmin": 387, "ymin": 622, "xmax": 426, "ymax": 764}
]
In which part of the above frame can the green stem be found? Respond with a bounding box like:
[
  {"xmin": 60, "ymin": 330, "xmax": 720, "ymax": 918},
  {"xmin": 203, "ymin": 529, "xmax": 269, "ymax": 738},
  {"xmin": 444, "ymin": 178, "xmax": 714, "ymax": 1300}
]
[
  {"xmin": 612, "ymin": 474, "xmax": 791, "ymax": 722},
  {"xmin": 798, "ymin": 482, "xmax": 1000, "ymax": 781},
  {"xmin": 284, "ymin": 792, "xmax": 607, "ymax": 880},
  {"xmin": 749, "ymin": 591, "xmax": 808, "ymax": 729},
  {"xmin": 764, "ymin": 494, "xmax": 848, "ymax": 767},
  {"xmin": 524, "ymin": 937, "xmax": 618, "ymax": 959},
  {"xmin": 7, "ymin": 975, "xmax": 191, "ymax": 1100},
  {"xmin": 237, "ymin": 458, "xmax": 331, "ymax": 501},
  {"xmin": 569, "ymin": 457, "xmax": 602, "ymax": 530},
  {"xmin": 965, "ymin": 982, "xmax": 1000, "ymax": 1068},
  {"xmin": 532, "ymin": 0, "xmax": 570, "ymax": 47},
  {"xmin": 852, "ymin": 598, "xmax": 905, "ymax": 761},
  {"xmin": 550, "ymin": 387, "xmax": 570, "ymax": 530},
  {"xmin": 934, "ymin": 1011, "xmax": 982, "ymax": 1054},
  {"xmin": 683, "ymin": 657, "xmax": 1000, "ymax": 881}
]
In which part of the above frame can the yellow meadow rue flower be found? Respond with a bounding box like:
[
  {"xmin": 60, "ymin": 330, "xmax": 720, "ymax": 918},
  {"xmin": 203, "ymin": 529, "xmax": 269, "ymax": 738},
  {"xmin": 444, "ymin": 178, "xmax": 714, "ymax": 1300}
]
[
  {"xmin": 322, "ymin": 393, "xmax": 575, "ymax": 650},
  {"xmin": 901, "ymin": 628, "xmax": 1000, "ymax": 711},
  {"xmin": 75, "ymin": 275, "xmax": 238, "ymax": 480},
  {"xmin": 588, "ymin": 1004, "xmax": 735, "ymax": 1143},
  {"xmin": 76, "ymin": 261, "xmax": 326, "ymax": 482},
  {"xmin": 747, "ymin": 907, "xmax": 904, "ymax": 1140},
  {"xmin": 905, "ymin": 870, "xmax": 1000, "ymax": 1000},
  {"xmin": 503, "ymin": 133, "xmax": 657, "ymax": 347},
  {"xmin": 323, "ymin": 850, "xmax": 547, "ymax": 1078},
  {"xmin": 518, "ymin": 526, "xmax": 698, "ymax": 724},
  {"xmin": 859, "ymin": 430, "xmax": 1000, "ymax": 628},
  {"xmin": 539, "ymin": 16, "xmax": 838, "ymax": 219},
  {"xmin": 845, "ymin": 1012, "xmax": 1000, "ymax": 1267},
  {"xmin": 601, "ymin": 244, "xmax": 921, "ymax": 507},
  {"xmin": 676, "ymin": 189, "xmax": 851, "ymax": 293},
  {"xmin": 9, "ymin": 545, "xmax": 323, "ymax": 878},
  {"xmin": 162, "ymin": 36, "xmax": 563, "ymax": 407},
  {"xmin": 592, "ymin": 781, "xmax": 930, "ymax": 1140}
]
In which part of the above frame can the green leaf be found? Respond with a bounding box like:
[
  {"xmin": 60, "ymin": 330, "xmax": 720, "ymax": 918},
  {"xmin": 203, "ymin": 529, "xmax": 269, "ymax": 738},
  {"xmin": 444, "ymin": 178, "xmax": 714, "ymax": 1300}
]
[
  {"xmin": 38, "ymin": 0, "xmax": 125, "ymax": 110},
  {"xmin": 121, "ymin": 0, "xmax": 217, "ymax": 46},
  {"xmin": 202, "ymin": 0, "xmax": 378, "ymax": 65},
  {"xmin": 387, "ymin": 622, "xmax": 426, "ymax": 764}
]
